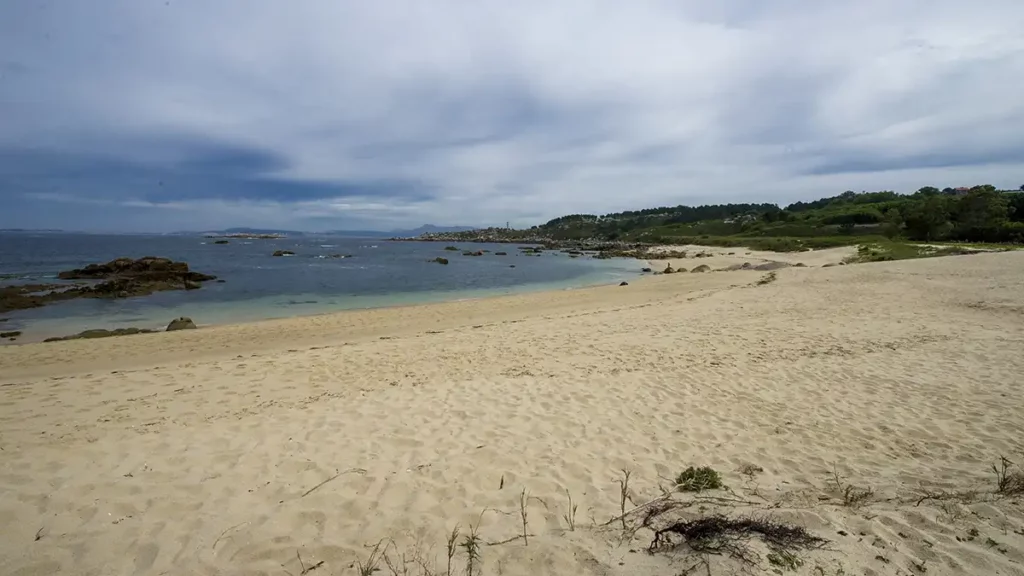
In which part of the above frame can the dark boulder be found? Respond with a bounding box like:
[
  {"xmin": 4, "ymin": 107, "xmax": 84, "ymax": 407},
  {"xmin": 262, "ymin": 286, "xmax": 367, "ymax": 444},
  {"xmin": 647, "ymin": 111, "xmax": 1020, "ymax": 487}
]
[
  {"xmin": 619, "ymin": 281, "xmax": 629, "ymax": 286},
  {"xmin": 430, "ymin": 257, "xmax": 450, "ymax": 265},
  {"xmin": 272, "ymin": 250, "xmax": 295, "ymax": 257},
  {"xmin": 213, "ymin": 240, "xmax": 230, "ymax": 245},
  {"xmin": 167, "ymin": 317, "xmax": 197, "ymax": 331},
  {"xmin": 0, "ymin": 330, "xmax": 21, "ymax": 338},
  {"xmin": 495, "ymin": 252, "xmax": 508, "ymax": 256},
  {"xmin": 444, "ymin": 246, "xmax": 460, "ymax": 251},
  {"xmin": 691, "ymin": 264, "xmax": 711, "ymax": 273},
  {"xmin": 642, "ymin": 267, "xmax": 652, "ymax": 272}
]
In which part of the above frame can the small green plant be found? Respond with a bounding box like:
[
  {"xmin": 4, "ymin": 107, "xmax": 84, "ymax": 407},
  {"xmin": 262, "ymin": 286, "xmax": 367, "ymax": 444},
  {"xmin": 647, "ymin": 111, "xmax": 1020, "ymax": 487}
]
[
  {"xmin": 813, "ymin": 563, "xmax": 847, "ymax": 576},
  {"xmin": 562, "ymin": 489, "xmax": 578, "ymax": 531},
  {"xmin": 618, "ymin": 469, "xmax": 632, "ymax": 531},
  {"xmin": 740, "ymin": 463, "xmax": 764, "ymax": 478},
  {"xmin": 768, "ymin": 549, "xmax": 804, "ymax": 571},
  {"xmin": 993, "ymin": 456, "xmax": 1024, "ymax": 495},
  {"xmin": 357, "ymin": 539, "xmax": 387, "ymax": 576},
  {"xmin": 675, "ymin": 466, "xmax": 723, "ymax": 492},
  {"xmin": 829, "ymin": 464, "xmax": 873, "ymax": 507},
  {"xmin": 444, "ymin": 525, "xmax": 459, "ymax": 576},
  {"xmin": 460, "ymin": 524, "xmax": 481, "ymax": 576}
]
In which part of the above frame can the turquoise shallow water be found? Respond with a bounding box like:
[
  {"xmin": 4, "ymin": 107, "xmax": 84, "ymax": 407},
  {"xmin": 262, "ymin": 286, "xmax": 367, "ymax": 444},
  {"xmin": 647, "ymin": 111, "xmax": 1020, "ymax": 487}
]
[{"xmin": 0, "ymin": 233, "xmax": 640, "ymax": 341}]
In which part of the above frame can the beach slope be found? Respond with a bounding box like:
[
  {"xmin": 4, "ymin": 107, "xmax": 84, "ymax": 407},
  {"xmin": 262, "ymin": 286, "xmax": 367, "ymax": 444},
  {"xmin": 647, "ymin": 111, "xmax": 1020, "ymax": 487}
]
[{"xmin": 2, "ymin": 252, "xmax": 1023, "ymax": 575}]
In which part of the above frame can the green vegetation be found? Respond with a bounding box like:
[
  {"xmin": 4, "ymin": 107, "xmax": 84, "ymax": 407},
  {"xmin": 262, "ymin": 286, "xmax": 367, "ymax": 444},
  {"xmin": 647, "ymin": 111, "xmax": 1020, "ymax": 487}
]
[
  {"xmin": 675, "ymin": 466, "xmax": 724, "ymax": 492},
  {"xmin": 843, "ymin": 240, "xmax": 976, "ymax": 263},
  {"xmin": 429, "ymin": 185, "xmax": 1024, "ymax": 248}
]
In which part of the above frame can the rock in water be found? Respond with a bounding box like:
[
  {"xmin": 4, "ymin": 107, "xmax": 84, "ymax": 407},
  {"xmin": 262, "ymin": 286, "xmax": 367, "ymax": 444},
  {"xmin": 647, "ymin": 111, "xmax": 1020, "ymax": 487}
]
[
  {"xmin": 272, "ymin": 250, "xmax": 295, "ymax": 257},
  {"xmin": 691, "ymin": 264, "xmax": 711, "ymax": 273},
  {"xmin": 619, "ymin": 281, "xmax": 629, "ymax": 286},
  {"xmin": 642, "ymin": 267, "xmax": 652, "ymax": 272},
  {"xmin": 1, "ymin": 257, "xmax": 217, "ymax": 314},
  {"xmin": 213, "ymin": 240, "xmax": 230, "ymax": 244},
  {"xmin": 167, "ymin": 317, "xmax": 197, "ymax": 331},
  {"xmin": 43, "ymin": 327, "xmax": 155, "ymax": 342},
  {"xmin": 430, "ymin": 257, "xmax": 449, "ymax": 265}
]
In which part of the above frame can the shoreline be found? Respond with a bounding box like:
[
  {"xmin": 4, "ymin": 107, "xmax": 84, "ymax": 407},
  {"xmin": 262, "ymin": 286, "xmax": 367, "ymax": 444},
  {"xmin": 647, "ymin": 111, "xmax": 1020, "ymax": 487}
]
[
  {"xmin": 0, "ymin": 266, "xmax": 758, "ymax": 381},
  {"xmin": 0, "ymin": 257, "xmax": 642, "ymax": 346},
  {"xmin": 0, "ymin": 244, "xmax": 857, "ymax": 347}
]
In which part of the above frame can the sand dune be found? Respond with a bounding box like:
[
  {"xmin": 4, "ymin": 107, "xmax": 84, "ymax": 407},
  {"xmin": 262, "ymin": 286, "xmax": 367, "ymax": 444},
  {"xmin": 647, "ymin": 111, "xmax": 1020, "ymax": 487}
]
[{"xmin": 2, "ymin": 252, "xmax": 1024, "ymax": 575}]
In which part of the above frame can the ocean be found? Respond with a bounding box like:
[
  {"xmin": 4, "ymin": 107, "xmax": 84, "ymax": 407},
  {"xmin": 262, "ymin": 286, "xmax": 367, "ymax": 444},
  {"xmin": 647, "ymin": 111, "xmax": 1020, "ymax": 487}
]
[{"xmin": 0, "ymin": 233, "xmax": 639, "ymax": 342}]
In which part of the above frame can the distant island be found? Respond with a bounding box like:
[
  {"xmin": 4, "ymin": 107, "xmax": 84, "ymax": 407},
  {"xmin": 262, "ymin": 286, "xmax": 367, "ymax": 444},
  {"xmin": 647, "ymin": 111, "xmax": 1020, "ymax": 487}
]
[{"xmin": 191, "ymin": 224, "xmax": 478, "ymax": 239}]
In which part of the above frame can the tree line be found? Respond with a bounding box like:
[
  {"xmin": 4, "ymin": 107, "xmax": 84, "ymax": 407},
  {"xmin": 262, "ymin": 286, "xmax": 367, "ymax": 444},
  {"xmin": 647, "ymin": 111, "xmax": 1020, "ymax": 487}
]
[{"xmin": 538, "ymin": 185, "xmax": 1024, "ymax": 244}]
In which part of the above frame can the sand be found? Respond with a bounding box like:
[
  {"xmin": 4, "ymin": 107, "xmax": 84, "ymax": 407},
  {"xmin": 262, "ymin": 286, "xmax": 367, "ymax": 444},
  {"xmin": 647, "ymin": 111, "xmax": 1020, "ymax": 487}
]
[
  {"xmin": 2, "ymin": 251, "xmax": 1023, "ymax": 576},
  {"xmin": 645, "ymin": 243, "xmax": 857, "ymax": 272}
]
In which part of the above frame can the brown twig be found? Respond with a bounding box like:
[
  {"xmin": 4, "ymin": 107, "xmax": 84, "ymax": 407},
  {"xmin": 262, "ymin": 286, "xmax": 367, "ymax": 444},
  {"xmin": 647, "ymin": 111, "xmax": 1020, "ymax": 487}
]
[
  {"xmin": 212, "ymin": 521, "xmax": 248, "ymax": 550},
  {"xmin": 519, "ymin": 488, "xmax": 529, "ymax": 546},
  {"xmin": 300, "ymin": 467, "xmax": 366, "ymax": 498}
]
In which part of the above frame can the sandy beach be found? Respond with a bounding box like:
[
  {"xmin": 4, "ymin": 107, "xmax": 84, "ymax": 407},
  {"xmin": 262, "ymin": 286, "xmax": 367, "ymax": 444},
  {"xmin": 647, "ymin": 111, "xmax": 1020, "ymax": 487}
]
[{"xmin": 2, "ymin": 250, "xmax": 1024, "ymax": 576}]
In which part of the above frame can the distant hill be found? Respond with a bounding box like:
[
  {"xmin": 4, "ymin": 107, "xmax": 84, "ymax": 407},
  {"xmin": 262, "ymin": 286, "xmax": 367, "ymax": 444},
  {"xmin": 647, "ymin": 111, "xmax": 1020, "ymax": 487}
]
[
  {"xmin": 220, "ymin": 227, "xmax": 307, "ymax": 237},
  {"xmin": 392, "ymin": 224, "xmax": 477, "ymax": 236},
  {"xmin": 320, "ymin": 224, "xmax": 478, "ymax": 237}
]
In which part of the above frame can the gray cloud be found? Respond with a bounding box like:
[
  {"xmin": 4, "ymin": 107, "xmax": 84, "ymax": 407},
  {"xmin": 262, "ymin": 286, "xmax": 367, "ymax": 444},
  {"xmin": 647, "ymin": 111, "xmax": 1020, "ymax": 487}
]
[{"xmin": 1, "ymin": 0, "xmax": 1023, "ymax": 231}]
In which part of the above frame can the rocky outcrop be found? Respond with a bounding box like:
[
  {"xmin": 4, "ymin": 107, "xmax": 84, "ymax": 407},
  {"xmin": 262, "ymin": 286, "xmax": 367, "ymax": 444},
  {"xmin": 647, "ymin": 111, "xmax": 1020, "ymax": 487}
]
[
  {"xmin": 444, "ymin": 246, "xmax": 460, "ymax": 251},
  {"xmin": 58, "ymin": 257, "xmax": 215, "ymax": 283},
  {"xmin": 1, "ymin": 330, "xmax": 21, "ymax": 339},
  {"xmin": 2, "ymin": 258, "xmax": 216, "ymax": 313},
  {"xmin": 642, "ymin": 267, "xmax": 652, "ymax": 272},
  {"xmin": 663, "ymin": 265, "xmax": 676, "ymax": 274},
  {"xmin": 619, "ymin": 281, "xmax": 629, "ymax": 286},
  {"xmin": 166, "ymin": 317, "xmax": 197, "ymax": 331},
  {"xmin": 430, "ymin": 257, "xmax": 450, "ymax": 265},
  {"xmin": 752, "ymin": 261, "xmax": 791, "ymax": 271},
  {"xmin": 272, "ymin": 250, "xmax": 295, "ymax": 257},
  {"xmin": 44, "ymin": 327, "xmax": 155, "ymax": 342},
  {"xmin": 495, "ymin": 252, "xmax": 508, "ymax": 256},
  {"xmin": 691, "ymin": 265, "xmax": 711, "ymax": 273},
  {"xmin": 213, "ymin": 240, "xmax": 230, "ymax": 244}
]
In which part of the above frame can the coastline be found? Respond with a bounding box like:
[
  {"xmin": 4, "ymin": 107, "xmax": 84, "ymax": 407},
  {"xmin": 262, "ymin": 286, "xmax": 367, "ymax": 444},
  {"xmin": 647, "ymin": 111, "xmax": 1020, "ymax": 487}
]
[
  {"xmin": 0, "ymin": 265, "xmax": 751, "ymax": 381},
  {"xmin": 0, "ymin": 242, "xmax": 641, "ymax": 345}
]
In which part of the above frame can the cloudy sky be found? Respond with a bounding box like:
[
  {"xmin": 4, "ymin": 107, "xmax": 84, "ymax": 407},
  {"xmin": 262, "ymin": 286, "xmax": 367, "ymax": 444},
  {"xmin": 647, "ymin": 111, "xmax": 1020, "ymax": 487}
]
[{"xmin": 2, "ymin": 1, "xmax": 1023, "ymax": 232}]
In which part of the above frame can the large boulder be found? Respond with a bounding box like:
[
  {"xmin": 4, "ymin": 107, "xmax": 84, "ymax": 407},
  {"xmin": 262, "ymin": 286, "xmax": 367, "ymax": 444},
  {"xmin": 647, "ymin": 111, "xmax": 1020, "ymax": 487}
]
[
  {"xmin": 272, "ymin": 250, "xmax": 295, "ymax": 257},
  {"xmin": 166, "ymin": 317, "xmax": 197, "ymax": 331},
  {"xmin": 430, "ymin": 257, "xmax": 450, "ymax": 265},
  {"xmin": 691, "ymin": 265, "xmax": 711, "ymax": 273},
  {"xmin": 753, "ymin": 261, "xmax": 792, "ymax": 271}
]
